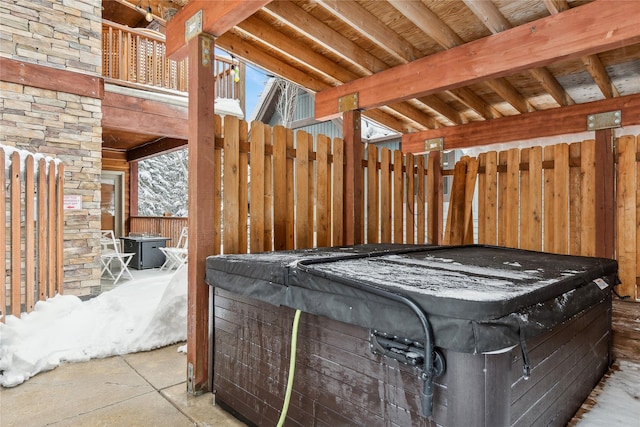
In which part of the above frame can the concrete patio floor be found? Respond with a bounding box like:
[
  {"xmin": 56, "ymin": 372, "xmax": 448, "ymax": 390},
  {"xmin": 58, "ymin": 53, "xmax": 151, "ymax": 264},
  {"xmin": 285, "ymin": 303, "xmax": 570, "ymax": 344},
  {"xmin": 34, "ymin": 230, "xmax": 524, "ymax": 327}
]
[{"xmin": 0, "ymin": 343, "xmax": 246, "ymax": 427}]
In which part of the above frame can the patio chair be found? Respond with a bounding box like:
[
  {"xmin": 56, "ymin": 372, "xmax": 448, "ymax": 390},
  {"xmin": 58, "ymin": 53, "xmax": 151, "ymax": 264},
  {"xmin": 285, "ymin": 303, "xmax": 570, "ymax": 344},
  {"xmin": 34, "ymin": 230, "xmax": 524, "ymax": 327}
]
[
  {"xmin": 100, "ymin": 230, "xmax": 135, "ymax": 285},
  {"xmin": 160, "ymin": 226, "xmax": 188, "ymax": 270}
]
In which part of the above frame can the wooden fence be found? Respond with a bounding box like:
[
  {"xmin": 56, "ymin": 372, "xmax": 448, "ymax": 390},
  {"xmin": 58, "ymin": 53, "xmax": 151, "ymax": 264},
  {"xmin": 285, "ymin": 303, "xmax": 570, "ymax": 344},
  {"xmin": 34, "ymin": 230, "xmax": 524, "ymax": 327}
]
[
  {"xmin": 1, "ymin": 148, "xmax": 65, "ymax": 322},
  {"xmin": 443, "ymin": 135, "xmax": 639, "ymax": 300},
  {"xmin": 129, "ymin": 216, "xmax": 188, "ymax": 248},
  {"xmin": 130, "ymin": 121, "xmax": 638, "ymax": 301}
]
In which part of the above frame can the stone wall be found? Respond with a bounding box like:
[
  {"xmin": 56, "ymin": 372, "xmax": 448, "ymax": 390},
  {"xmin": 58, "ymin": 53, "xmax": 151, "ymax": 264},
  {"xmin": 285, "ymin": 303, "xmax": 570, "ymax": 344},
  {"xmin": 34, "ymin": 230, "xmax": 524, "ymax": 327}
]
[{"xmin": 0, "ymin": 0, "xmax": 103, "ymax": 296}]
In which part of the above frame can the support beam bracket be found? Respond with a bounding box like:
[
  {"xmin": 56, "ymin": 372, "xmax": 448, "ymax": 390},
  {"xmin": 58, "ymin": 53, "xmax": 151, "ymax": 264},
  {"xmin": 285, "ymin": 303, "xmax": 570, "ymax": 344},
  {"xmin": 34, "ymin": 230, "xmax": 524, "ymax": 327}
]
[
  {"xmin": 338, "ymin": 93, "xmax": 359, "ymax": 113},
  {"xmin": 185, "ymin": 10, "xmax": 203, "ymax": 43},
  {"xmin": 587, "ymin": 110, "xmax": 622, "ymax": 131}
]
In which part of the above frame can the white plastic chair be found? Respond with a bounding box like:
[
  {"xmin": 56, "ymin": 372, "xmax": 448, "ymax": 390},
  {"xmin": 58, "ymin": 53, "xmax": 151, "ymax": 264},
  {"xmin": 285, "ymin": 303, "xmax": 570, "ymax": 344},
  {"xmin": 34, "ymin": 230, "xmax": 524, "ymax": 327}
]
[
  {"xmin": 100, "ymin": 230, "xmax": 135, "ymax": 285},
  {"xmin": 160, "ymin": 227, "xmax": 188, "ymax": 270}
]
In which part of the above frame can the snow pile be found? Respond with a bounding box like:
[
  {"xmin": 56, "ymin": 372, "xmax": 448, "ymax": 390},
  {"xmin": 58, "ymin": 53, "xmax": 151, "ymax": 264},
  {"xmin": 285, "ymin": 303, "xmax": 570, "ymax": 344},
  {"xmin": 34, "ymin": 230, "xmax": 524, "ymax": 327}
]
[
  {"xmin": 0, "ymin": 268, "xmax": 187, "ymax": 388},
  {"xmin": 576, "ymin": 360, "xmax": 640, "ymax": 426}
]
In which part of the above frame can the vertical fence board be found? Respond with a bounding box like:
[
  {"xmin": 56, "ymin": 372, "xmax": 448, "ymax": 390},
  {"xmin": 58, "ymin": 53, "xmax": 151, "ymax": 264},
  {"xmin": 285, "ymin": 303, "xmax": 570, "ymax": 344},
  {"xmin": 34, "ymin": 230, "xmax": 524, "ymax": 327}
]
[
  {"xmin": 264, "ymin": 124, "xmax": 273, "ymax": 251},
  {"xmin": 286, "ymin": 130, "xmax": 296, "ymax": 249},
  {"xmin": 483, "ymin": 151, "xmax": 498, "ymax": 245},
  {"xmin": 497, "ymin": 151, "xmax": 508, "ymax": 247},
  {"xmin": 331, "ymin": 138, "xmax": 344, "ymax": 246},
  {"xmin": 463, "ymin": 157, "xmax": 478, "ymax": 244},
  {"xmin": 636, "ymin": 135, "xmax": 640, "ymax": 300},
  {"xmin": 11, "ymin": 152, "xmax": 21, "ymax": 316},
  {"xmin": 616, "ymin": 135, "xmax": 637, "ymax": 299},
  {"xmin": 0, "ymin": 149, "xmax": 5, "ymax": 321},
  {"xmin": 25, "ymin": 156, "xmax": 35, "ymax": 310},
  {"xmin": 554, "ymin": 144, "xmax": 570, "ymax": 254},
  {"xmin": 406, "ymin": 153, "xmax": 415, "ymax": 244},
  {"xmin": 478, "ymin": 153, "xmax": 488, "ymax": 244},
  {"xmin": 239, "ymin": 121, "xmax": 249, "ymax": 254},
  {"xmin": 308, "ymin": 136, "xmax": 315, "ymax": 247},
  {"xmin": 569, "ymin": 143, "xmax": 582, "ymax": 255},
  {"xmin": 427, "ymin": 152, "xmax": 443, "ymax": 245},
  {"xmin": 213, "ymin": 116, "xmax": 222, "ymax": 255},
  {"xmin": 520, "ymin": 149, "xmax": 531, "ymax": 250},
  {"xmin": 250, "ymin": 122, "xmax": 265, "ymax": 253},
  {"xmin": 580, "ymin": 140, "xmax": 597, "ymax": 257},
  {"xmin": 416, "ymin": 155, "xmax": 426, "ymax": 245},
  {"xmin": 273, "ymin": 126, "xmax": 287, "ymax": 251},
  {"xmin": 393, "ymin": 150, "xmax": 404, "ymax": 243},
  {"xmin": 316, "ymin": 135, "xmax": 331, "ymax": 247},
  {"xmin": 444, "ymin": 159, "xmax": 467, "ymax": 245},
  {"xmin": 223, "ymin": 116, "xmax": 240, "ymax": 254},
  {"xmin": 505, "ymin": 149, "xmax": 519, "ymax": 248},
  {"xmin": 528, "ymin": 146, "xmax": 543, "ymax": 251},
  {"xmin": 56, "ymin": 163, "xmax": 64, "ymax": 294},
  {"xmin": 380, "ymin": 148, "xmax": 392, "ymax": 243},
  {"xmin": 543, "ymin": 146, "xmax": 555, "ymax": 252},
  {"xmin": 38, "ymin": 159, "xmax": 47, "ymax": 300},
  {"xmin": 367, "ymin": 145, "xmax": 379, "ymax": 244},
  {"xmin": 295, "ymin": 132, "xmax": 310, "ymax": 249}
]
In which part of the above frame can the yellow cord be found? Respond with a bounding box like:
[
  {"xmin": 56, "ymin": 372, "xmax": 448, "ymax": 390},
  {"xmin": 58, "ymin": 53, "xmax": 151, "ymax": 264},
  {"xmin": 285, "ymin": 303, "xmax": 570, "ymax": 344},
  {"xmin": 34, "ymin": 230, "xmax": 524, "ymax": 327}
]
[{"xmin": 277, "ymin": 309, "xmax": 302, "ymax": 427}]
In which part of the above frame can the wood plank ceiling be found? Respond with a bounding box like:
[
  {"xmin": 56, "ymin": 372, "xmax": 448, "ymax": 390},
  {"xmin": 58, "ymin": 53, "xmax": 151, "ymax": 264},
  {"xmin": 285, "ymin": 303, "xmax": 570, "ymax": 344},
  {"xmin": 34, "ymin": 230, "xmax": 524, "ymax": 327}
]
[{"xmin": 117, "ymin": 0, "xmax": 640, "ymax": 140}]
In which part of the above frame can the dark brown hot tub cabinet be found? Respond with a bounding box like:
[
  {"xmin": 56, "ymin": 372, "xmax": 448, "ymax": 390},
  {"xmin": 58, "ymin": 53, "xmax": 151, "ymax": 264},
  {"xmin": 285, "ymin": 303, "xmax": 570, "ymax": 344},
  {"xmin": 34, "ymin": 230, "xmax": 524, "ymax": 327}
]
[{"xmin": 205, "ymin": 244, "xmax": 617, "ymax": 427}]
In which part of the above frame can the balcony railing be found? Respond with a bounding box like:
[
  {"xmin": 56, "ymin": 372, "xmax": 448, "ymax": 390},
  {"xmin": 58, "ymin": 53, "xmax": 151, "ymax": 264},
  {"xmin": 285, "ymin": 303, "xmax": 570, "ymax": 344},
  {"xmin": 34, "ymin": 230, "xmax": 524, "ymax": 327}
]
[{"xmin": 102, "ymin": 20, "xmax": 245, "ymax": 106}]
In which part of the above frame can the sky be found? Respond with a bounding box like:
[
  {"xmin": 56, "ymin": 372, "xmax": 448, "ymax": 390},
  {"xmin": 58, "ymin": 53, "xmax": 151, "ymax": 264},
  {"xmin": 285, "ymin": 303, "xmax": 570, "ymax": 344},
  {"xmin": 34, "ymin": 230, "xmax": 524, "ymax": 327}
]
[{"xmin": 0, "ymin": 268, "xmax": 638, "ymax": 426}]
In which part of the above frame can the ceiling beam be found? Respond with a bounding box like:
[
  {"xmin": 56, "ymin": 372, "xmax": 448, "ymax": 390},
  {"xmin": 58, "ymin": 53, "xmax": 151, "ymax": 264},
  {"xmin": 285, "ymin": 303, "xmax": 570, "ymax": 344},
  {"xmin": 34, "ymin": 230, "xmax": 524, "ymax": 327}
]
[
  {"xmin": 544, "ymin": 0, "xmax": 619, "ymax": 99},
  {"xmin": 127, "ymin": 138, "xmax": 187, "ymax": 162},
  {"xmin": 388, "ymin": 0, "xmax": 534, "ymax": 116},
  {"xmin": 315, "ymin": 0, "xmax": 463, "ymax": 125},
  {"xmin": 165, "ymin": 0, "xmax": 270, "ymax": 59},
  {"xmin": 315, "ymin": 0, "xmax": 423, "ymax": 64},
  {"xmin": 463, "ymin": 0, "xmax": 574, "ymax": 107},
  {"xmin": 402, "ymin": 93, "xmax": 640, "ymax": 151},
  {"xmin": 218, "ymin": 27, "xmax": 426, "ymax": 133},
  {"xmin": 251, "ymin": 2, "xmax": 438, "ymax": 130},
  {"xmin": 315, "ymin": 0, "xmax": 640, "ymax": 120}
]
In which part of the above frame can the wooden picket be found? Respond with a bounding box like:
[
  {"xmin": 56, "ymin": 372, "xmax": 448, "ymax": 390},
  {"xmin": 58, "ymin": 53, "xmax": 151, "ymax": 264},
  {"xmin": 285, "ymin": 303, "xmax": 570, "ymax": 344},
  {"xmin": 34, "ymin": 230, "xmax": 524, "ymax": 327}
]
[
  {"xmin": 457, "ymin": 134, "xmax": 640, "ymax": 300},
  {"xmin": 1, "ymin": 148, "xmax": 65, "ymax": 322}
]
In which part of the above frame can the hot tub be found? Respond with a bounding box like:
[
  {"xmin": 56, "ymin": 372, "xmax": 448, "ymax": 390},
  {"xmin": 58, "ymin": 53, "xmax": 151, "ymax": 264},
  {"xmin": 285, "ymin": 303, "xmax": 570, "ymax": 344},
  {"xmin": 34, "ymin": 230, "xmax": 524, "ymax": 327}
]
[{"xmin": 206, "ymin": 244, "xmax": 617, "ymax": 426}]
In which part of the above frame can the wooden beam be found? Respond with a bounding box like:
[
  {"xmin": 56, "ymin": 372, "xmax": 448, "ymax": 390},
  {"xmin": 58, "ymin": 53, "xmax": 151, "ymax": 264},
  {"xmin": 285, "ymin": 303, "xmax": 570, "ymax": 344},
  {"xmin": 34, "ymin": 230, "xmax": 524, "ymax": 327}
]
[
  {"xmin": 315, "ymin": 0, "xmax": 640, "ymax": 120},
  {"xmin": 544, "ymin": 0, "xmax": 619, "ymax": 99},
  {"xmin": 0, "ymin": 57, "xmax": 103, "ymax": 99},
  {"xmin": 463, "ymin": 0, "xmax": 574, "ymax": 107},
  {"xmin": 126, "ymin": 138, "xmax": 187, "ymax": 162},
  {"xmin": 342, "ymin": 110, "xmax": 364, "ymax": 245},
  {"xmin": 102, "ymin": 92, "xmax": 188, "ymax": 140},
  {"xmin": 402, "ymin": 93, "xmax": 640, "ymax": 151},
  {"xmin": 186, "ymin": 34, "xmax": 216, "ymax": 395},
  {"xmin": 315, "ymin": 0, "xmax": 422, "ymax": 63},
  {"xmin": 222, "ymin": 24, "xmax": 431, "ymax": 132},
  {"xmin": 263, "ymin": 1, "xmax": 388, "ymax": 75},
  {"xmin": 389, "ymin": 0, "xmax": 533, "ymax": 116},
  {"xmin": 165, "ymin": 0, "xmax": 270, "ymax": 59},
  {"xmin": 449, "ymin": 87, "xmax": 502, "ymax": 120}
]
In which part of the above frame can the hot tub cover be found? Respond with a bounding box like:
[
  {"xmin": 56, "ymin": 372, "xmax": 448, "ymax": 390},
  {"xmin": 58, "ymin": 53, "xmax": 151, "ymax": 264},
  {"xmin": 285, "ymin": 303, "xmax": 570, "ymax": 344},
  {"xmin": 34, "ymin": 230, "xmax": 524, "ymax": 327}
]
[{"xmin": 205, "ymin": 244, "xmax": 617, "ymax": 353}]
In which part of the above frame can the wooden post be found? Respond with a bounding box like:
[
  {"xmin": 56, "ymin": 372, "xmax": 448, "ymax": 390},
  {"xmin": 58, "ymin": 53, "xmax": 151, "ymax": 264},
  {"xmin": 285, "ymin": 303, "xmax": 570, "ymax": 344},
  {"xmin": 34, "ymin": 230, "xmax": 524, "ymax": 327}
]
[
  {"xmin": 427, "ymin": 151, "xmax": 443, "ymax": 245},
  {"xmin": 594, "ymin": 128, "xmax": 615, "ymax": 259},
  {"xmin": 186, "ymin": 33, "xmax": 216, "ymax": 395},
  {"xmin": 343, "ymin": 110, "xmax": 363, "ymax": 244}
]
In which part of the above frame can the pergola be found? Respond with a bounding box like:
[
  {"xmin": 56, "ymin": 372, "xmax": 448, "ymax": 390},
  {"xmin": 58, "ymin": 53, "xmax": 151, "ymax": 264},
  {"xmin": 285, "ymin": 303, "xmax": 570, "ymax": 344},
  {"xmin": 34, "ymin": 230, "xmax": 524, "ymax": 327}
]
[{"xmin": 162, "ymin": 0, "xmax": 640, "ymax": 394}]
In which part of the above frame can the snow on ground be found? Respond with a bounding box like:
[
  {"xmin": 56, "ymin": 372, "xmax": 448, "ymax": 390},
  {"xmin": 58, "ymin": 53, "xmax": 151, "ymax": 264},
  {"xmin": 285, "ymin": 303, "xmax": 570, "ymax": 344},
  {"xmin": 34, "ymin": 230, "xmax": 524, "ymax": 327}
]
[
  {"xmin": 575, "ymin": 359, "xmax": 640, "ymax": 426},
  {"xmin": 0, "ymin": 268, "xmax": 187, "ymax": 388}
]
